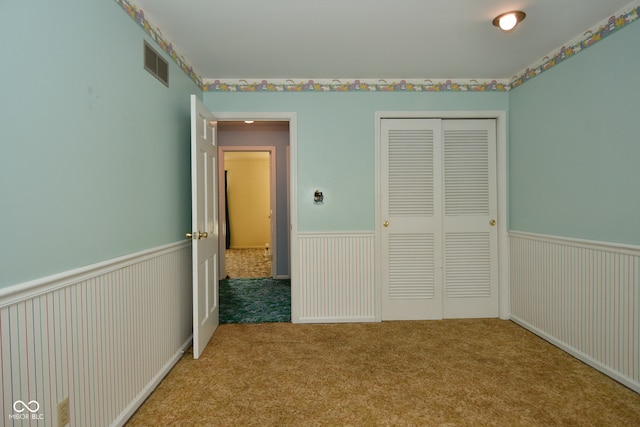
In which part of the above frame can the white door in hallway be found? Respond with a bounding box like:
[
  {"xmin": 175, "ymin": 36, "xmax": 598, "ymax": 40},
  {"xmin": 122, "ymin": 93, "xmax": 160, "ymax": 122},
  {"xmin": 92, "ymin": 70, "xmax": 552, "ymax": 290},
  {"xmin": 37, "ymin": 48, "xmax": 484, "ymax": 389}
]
[
  {"xmin": 190, "ymin": 95, "xmax": 219, "ymax": 358},
  {"xmin": 380, "ymin": 118, "xmax": 498, "ymax": 320}
]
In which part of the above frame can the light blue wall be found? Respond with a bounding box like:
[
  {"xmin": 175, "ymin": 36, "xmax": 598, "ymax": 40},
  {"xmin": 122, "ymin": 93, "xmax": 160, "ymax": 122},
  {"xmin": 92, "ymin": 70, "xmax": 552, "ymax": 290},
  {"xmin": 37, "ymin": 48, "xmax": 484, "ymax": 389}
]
[
  {"xmin": 9, "ymin": 0, "xmax": 633, "ymax": 288},
  {"xmin": 509, "ymin": 22, "xmax": 640, "ymax": 245},
  {"xmin": 0, "ymin": 1, "xmax": 201, "ymax": 288},
  {"xmin": 204, "ymin": 92, "xmax": 508, "ymax": 232}
]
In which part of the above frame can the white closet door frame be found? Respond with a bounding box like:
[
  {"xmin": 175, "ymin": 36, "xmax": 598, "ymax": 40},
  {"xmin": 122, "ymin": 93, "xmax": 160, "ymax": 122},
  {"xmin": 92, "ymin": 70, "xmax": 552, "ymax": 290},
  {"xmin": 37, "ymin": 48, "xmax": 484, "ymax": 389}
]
[{"xmin": 374, "ymin": 111, "xmax": 509, "ymax": 321}]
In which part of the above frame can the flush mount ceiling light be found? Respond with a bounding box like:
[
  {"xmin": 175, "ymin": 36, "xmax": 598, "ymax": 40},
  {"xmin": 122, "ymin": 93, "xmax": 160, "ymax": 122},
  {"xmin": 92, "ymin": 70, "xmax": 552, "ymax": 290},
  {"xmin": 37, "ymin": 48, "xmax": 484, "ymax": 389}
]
[{"xmin": 492, "ymin": 10, "xmax": 526, "ymax": 31}]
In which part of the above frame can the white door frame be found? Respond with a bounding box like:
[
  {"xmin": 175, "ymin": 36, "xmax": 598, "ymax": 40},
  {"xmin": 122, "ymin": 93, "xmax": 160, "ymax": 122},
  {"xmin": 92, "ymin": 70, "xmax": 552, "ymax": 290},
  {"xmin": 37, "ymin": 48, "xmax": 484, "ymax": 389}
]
[
  {"xmin": 375, "ymin": 111, "xmax": 509, "ymax": 320},
  {"xmin": 212, "ymin": 112, "xmax": 299, "ymax": 320},
  {"xmin": 218, "ymin": 146, "xmax": 277, "ymax": 277}
]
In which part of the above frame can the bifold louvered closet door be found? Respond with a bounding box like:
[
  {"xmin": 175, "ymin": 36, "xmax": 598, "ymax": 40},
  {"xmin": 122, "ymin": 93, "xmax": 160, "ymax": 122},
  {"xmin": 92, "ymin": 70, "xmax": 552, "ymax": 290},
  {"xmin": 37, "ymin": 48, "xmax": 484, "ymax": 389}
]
[
  {"xmin": 381, "ymin": 119, "xmax": 443, "ymax": 319},
  {"xmin": 381, "ymin": 118, "xmax": 498, "ymax": 320}
]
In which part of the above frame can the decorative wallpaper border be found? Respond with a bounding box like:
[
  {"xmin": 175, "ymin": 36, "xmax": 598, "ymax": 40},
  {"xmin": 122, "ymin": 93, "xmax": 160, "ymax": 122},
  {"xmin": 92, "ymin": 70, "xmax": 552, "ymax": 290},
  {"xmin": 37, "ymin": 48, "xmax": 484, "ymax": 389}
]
[
  {"xmin": 510, "ymin": 3, "xmax": 639, "ymax": 89},
  {"xmin": 202, "ymin": 79, "xmax": 509, "ymax": 93},
  {"xmin": 115, "ymin": 0, "xmax": 639, "ymax": 93}
]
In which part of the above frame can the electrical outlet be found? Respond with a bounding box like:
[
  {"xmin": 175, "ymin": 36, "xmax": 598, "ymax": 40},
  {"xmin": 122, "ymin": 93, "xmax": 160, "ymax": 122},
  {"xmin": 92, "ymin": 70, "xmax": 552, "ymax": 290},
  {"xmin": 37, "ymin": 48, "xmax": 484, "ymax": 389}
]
[{"xmin": 57, "ymin": 397, "xmax": 69, "ymax": 427}]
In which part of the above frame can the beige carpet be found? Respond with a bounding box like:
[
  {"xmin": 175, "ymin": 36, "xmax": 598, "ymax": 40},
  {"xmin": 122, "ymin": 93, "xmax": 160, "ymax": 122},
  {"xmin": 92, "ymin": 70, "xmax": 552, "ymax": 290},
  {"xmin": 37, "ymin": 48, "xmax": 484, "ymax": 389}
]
[
  {"xmin": 225, "ymin": 248, "xmax": 271, "ymax": 278},
  {"xmin": 127, "ymin": 319, "xmax": 640, "ymax": 426}
]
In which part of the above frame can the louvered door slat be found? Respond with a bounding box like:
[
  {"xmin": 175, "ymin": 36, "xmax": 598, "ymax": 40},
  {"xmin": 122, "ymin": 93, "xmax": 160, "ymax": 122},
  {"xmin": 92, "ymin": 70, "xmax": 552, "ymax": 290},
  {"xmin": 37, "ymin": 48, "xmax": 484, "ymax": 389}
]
[
  {"xmin": 444, "ymin": 129, "xmax": 489, "ymax": 216},
  {"xmin": 388, "ymin": 129, "xmax": 434, "ymax": 216},
  {"xmin": 445, "ymin": 232, "xmax": 491, "ymax": 298},
  {"xmin": 389, "ymin": 234, "xmax": 435, "ymax": 299}
]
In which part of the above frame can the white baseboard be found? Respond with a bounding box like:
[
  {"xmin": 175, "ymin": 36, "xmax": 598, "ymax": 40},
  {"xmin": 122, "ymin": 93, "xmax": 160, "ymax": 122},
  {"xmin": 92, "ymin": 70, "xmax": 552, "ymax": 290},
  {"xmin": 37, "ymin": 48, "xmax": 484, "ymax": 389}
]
[{"xmin": 296, "ymin": 316, "xmax": 377, "ymax": 324}]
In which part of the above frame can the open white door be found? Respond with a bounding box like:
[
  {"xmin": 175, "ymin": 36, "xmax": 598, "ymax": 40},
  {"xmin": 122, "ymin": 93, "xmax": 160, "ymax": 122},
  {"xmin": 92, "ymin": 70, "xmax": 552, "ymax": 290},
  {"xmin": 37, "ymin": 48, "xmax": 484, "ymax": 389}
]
[{"xmin": 189, "ymin": 95, "xmax": 219, "ymax": 359}]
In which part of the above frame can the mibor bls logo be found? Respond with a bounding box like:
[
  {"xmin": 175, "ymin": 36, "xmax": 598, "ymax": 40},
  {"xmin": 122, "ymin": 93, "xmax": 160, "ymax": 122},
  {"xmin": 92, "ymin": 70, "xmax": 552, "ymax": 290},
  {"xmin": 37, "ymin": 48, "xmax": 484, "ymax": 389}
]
[{"xmin": 10, "ymin": 400, "xmax": 44, "ymax": 420}]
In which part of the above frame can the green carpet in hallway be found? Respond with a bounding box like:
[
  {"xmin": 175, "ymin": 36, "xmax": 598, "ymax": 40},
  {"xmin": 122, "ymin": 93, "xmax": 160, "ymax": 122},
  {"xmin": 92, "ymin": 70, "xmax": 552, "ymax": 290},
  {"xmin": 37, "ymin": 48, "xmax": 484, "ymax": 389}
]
[{"xmin": 219, "ymin": 278, "xmax": 291, "ymax": 323}]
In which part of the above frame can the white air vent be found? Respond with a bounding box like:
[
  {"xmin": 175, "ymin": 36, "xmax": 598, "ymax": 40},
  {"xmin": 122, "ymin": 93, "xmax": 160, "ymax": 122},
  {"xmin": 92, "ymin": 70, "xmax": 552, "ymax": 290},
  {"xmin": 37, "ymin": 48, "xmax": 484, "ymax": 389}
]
[{"xmin": 144, "ymin": 41, "xmax": 168, "ymax": 86}]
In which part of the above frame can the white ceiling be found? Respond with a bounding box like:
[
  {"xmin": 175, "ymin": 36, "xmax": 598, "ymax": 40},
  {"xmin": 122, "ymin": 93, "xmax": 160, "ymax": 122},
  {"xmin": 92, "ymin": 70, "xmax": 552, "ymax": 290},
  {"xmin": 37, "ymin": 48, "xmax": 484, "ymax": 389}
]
[{"xmin": 133, "ymin": 0, "xmax": 634, "ymax": 81}]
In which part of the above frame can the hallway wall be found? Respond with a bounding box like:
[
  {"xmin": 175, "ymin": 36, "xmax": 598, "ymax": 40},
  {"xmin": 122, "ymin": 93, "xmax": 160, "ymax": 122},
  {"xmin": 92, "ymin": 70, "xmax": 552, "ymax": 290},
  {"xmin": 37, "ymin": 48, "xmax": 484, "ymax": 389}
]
[{"xmin": 225, "ymin": 152, "xmax": 271, "ymax": 248}]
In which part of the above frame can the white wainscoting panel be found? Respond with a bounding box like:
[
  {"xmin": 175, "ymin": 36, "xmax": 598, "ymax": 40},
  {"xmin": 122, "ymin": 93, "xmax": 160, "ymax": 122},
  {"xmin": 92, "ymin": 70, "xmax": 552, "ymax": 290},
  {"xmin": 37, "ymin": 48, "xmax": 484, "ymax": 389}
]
[
  {"xmin": 0, "ymin": 242, "xmax": 192, "ymax": 426},
  {"xmin": 509, "ymin": 231, "xmax": 639, "ymax": 392},
  {"xmin": 297, "ymin": 233, "xmax": 375, "ymax": 323}
]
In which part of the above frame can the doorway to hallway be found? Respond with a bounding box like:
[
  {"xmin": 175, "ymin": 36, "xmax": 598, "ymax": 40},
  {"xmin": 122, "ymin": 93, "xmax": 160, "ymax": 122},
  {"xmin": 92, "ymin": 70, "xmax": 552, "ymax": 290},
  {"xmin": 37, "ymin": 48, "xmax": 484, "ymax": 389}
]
[
  {"xmin": 216, "ymin": 120, "xmax": 293, "ymax": 324},
  {"xmin": 222, "ymin": 149, "xmax": 274, "ymax": 278},
  {"xmin": 217, "ymin": 120, "xmax": 290, "ymax": 279}
]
